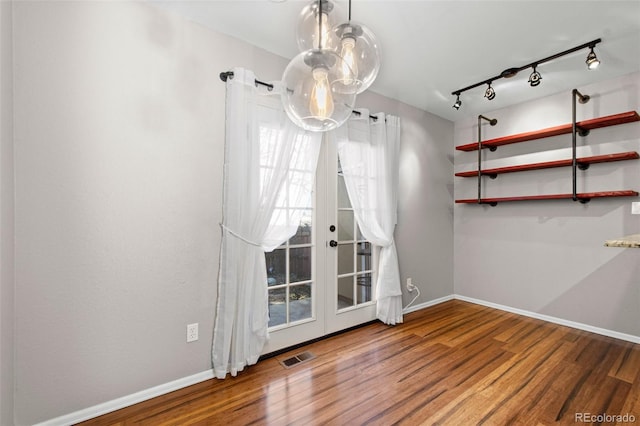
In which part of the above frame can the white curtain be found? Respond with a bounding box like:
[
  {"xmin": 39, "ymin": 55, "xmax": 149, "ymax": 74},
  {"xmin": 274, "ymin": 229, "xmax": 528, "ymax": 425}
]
[
  {"xmin": 334, "ymin": 110, "xmax": 402, "ymax": 325},
  {"xmin": 212, "ymin": 68, "xmax": 322, "ymax": 378}
]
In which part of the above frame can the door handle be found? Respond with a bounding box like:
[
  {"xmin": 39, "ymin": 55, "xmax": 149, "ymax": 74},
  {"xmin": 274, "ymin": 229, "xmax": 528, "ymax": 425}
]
[{"xmin": 329, "ymin": 240, "xmax": 338, "ymax": 247}]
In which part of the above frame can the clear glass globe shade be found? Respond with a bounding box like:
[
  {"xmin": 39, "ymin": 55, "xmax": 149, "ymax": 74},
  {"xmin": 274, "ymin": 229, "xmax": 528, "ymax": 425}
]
[
  {"xmin": 281, "ymin": 49, "xmax": 357, "ymax": 132},
  {"xmin": 296, "ymin": 0, "xmax": 340, "ymax": 51},
  {"xmin": 329, "ymin": 21, "xmax": 381, "ymax": 94}
]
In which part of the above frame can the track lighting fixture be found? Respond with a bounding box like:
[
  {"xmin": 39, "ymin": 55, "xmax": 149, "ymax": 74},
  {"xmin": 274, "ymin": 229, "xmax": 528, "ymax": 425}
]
[
  {"xmin": 451, "ymin": 38, "xmax": 601, "ymax": 110},
  {"xmin": 452, "ymin": 94, "xmax": 462, "ymax": 110},
  {"xmin": 528, "ymin": 65, "xmax": 542, "ymax": 87},
  {"xmin": 484, "ymin": 83, "xmax": 496, "ymax": 101},
  {"xmin": 585, "ymin": 46, "xmax": 600, "ymax": 70}
]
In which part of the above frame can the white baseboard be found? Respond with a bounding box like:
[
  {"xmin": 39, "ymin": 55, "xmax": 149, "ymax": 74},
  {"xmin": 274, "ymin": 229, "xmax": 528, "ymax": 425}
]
[
  {"xmin": 403, "ymin": 294, "xmax": 454, "ymax": 314},
  {"xmin": 36, "ymin": 293, "xmax": 639, "ymax": 425},
  {"xmin": 34, "ymin": 369, "xmax": 215, "ymax": 426},
  {"xmin": 454, "ymin": 294, "xmax": 640, "ymax": 344},
  {"xmin": 38, "ymin": 296, "xmax": 456, "ymax": 425}
]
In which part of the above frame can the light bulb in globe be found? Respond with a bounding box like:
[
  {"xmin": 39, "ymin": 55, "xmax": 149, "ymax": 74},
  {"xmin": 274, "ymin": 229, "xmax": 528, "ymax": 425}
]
[
  {"xmin": 330, "ymin": 22, "xmax": 380, "ymax": 94},
  {"xmin": 339, "ymin": 37, "xmax": 358, "ymax": 86},
  {"xmin": 309, "ymin": 67, "xmax": 334, "ymax": 119},
  {"xmin": 281, "ymin": 49, "xmax": 356, "ymax": 132}
]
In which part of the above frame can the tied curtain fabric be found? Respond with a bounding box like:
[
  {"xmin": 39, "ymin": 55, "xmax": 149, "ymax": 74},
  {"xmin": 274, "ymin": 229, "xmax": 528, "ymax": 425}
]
[
  {"xmin": 335, "ymin": 110, "xmax": 403, "ymax": 325},
  {"xmin": 212, "ymin": 68, "xmax": 322, "ymax": 378}
]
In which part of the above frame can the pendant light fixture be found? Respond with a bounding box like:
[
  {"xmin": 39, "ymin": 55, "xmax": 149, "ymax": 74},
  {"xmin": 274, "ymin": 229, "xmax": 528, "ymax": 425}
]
[
  {"xmin": 330, "ymin": 0, "xmax": 381, "ymax": 94},
  {"xmin": 296, "ymin": 0, "xmax": 338, "ymax": 51},
  {"xmin": 282, "ymin": 0, "xmax": 357, "ymax": 132}
]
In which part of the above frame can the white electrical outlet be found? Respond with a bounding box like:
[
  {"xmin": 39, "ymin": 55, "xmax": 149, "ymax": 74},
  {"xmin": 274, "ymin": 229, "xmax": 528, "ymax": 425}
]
[
  {"xmin": 187, "ymin": 323, "xmax": 198, "ymax": 343},
  {"xmin": 632, "ymin": 202, "xmax": 640, "ymax": 215},
  {"xmin": 406, "ymin": 277, "xmax": 415, "ymax": 292}
]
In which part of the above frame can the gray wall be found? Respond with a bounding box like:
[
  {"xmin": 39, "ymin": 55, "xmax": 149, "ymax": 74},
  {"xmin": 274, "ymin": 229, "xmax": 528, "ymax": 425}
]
[
  {"xmin": 12, "ymin": 1, "xmax": 283, "ymax": 424},
  {"xmin": 454, "ymin": 72, "xmax": 640, "ymax": 337},
  {"xmin": 1, "ymin": 0, "xmax": 15, "ymax": 424},
  {"xmin": 10, "ymin": 1, "xmax": 453, "ymax": 424},
  {"xmin": 357, "ymin": 91, "xmax": 454, "ymax": 305}
]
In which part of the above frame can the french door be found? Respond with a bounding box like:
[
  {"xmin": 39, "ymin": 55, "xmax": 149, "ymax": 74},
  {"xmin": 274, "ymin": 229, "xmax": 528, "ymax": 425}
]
[{"xmin": 262, "ymin": 135, "xmax": 377, "ymax": 354}]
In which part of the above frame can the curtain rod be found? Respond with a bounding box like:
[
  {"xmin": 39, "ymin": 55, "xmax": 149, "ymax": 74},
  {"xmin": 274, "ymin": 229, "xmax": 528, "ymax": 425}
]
[
  {"xmin": 219, "ymin": 71, "xmax": 378, "ymax": 121},
  {"xmin": 219, "ymin": 71, "xmax": 274, "ymax": 90}
]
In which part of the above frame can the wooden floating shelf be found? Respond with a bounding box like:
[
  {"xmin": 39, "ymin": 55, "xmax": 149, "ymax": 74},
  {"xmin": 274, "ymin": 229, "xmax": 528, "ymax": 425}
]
[
  {"xmin": 455, "ymin": 190, "xmax": 639, "ymax": 205},
  {"xmin": 604, "ymin": 234, "xmax": 640, "ymax": 248},
  {"xmin": 456, "ymin": 111, "xmax": 640, "ymax": 152},
  {"xmin": 455, "ymin": 151, "xmax": 640, "ymax": 178}
]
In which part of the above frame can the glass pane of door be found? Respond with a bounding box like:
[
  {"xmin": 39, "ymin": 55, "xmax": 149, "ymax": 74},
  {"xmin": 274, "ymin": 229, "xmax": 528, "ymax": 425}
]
[
  {"xmin": 267, "ymin": 209, "xmax": 314, "ymax": 329},
  {"xmin": 262, "ymin": 135, "xmax": 327, "ymax": 354},
  {"xmin": 336, "ymin": 159, "xmax": 375, "ymax": 311}
]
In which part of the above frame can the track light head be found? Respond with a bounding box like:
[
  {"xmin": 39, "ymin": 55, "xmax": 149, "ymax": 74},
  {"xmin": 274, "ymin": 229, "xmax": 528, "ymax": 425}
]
[
  {"xmin": 484, "ymin": 83, "xmax": 496, "ymax": 100},
  {"xmin": 452, "ymin": 94, "xmax": 462, "ymax": 110},
  {"xmin": 528, "ymin": 66, "xmax": 542, "ymax": 87},
  {"xmin": 586, "ymin": 47, "xmax": 600, "ymax": 70}
]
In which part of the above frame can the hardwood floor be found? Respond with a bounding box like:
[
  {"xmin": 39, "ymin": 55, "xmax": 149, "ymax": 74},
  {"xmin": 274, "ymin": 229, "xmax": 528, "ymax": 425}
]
[{"xmin": 79, "ymin": 300, "xmax": 640, "ymax": 425}]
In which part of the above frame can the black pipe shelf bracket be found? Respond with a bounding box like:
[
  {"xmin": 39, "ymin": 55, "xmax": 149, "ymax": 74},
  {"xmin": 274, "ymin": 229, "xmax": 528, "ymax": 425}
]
[
  {"xmin": 572, "ymin": 88, "xmax": 591, "ymax": 202},
  {"xmin": 476, "ymin": 115, "xmax": 498, "ymax": 205}
]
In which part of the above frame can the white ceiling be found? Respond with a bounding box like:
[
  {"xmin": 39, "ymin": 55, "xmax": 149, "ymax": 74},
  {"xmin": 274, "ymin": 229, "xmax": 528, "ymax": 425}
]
[{"xmin": 151, "ymin": 0, "xmax": 640, "ymax": 122}]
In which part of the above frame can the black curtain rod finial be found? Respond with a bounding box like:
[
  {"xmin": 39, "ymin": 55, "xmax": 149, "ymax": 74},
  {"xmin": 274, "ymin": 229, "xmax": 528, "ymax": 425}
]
[{"xmin": 219, "ymin": 70, "xmax": 274, "ymax": 90}]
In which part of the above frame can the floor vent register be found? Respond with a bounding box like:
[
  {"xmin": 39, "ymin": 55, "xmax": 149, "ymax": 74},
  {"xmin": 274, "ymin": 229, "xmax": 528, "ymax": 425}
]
[{"xmin": 279, "ymin": 351, "xmax": 316, "ymax": 369}]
